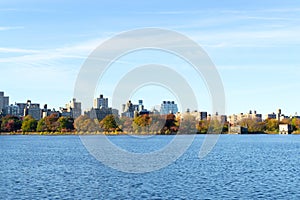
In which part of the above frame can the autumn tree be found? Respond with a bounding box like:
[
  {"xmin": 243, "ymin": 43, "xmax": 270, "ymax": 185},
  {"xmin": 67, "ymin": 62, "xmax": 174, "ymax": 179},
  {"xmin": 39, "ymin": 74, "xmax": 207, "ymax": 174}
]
[
  {"xmin": 197, "ymin": 120, "xmax": 210, "ymax": 134},
  {"xmin": 74, "ymin": 115, "xmax": 100, "ymax": 132},
  {"xmin": 160, "ymin": 114, "xmax": 178, "ymax": 134},
  {"xmin": 37, "ymin": 114, "xmax": 60, "ymax": 132},
  {"xmin": 148, "ymin": 114, "xmax": 165, "ymax": 134},
  {"xmin": 240, "ymin": 118, "xmax": 265, "ymax": 133},
  {"xmin": 22, "ymin": 115, "xmax": 37, "ymax": 132},
  {"xmin": 58, "ymin": 117, "xmax": 74, "ymax": 132},
  {"xmin": 291, "ymin": 118, "xmax": 300, "ymax": 131},
  {"xmin": 99, "ymin": 115, "xmax": 120, "ymax": 132},
  {"xmin": 265, "ymin": 119, "xmax": 279, "ymax": 133},
  {"xmin": 208, "ymin": 119, "xmax": 224, "ymax": 134},
  {"xmin": 1, "ymin": 115, "xmax": 22, "ymax": 132},
  {"xmin": 133, "ymin": 114, "xmax": 151, "ymax": 133},
  {"xmin": 119, "ymin": 117, "xmax": 133, "ymax": 133},
  {"xmin": 177, "ymin": 114, "xmax": 197, "ymax": 134}
]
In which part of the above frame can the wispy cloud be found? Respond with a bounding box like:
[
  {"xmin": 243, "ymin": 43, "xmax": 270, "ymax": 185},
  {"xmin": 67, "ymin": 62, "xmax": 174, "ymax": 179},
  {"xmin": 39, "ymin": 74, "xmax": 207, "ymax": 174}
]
[
  {"xmin": 0, "ymin": 47, "xmax": 39, "ymax": 53},
  {"xmin": 0, "ymin": 36, "xmax": 136, "ymax": 68},
  {"xmin": 0, "ymin": 26, "xmax": 24, "ymax": 31}
]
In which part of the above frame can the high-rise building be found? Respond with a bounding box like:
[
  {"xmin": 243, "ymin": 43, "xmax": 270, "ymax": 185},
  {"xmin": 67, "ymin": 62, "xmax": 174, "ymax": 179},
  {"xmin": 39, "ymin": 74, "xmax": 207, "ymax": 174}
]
[
  {"xmin": 200, "ymin": 112, "xmax": 208, "ymax": 120},
  {"xmin": 42, "ymin": 104, "xmax": 60, "ymax": 118},
  {"xmin": 24, "ymin": 100, "xmax": 41, "ymax": 120},
  {"xmin": 122, "ymin": 100, "xmax": 137, "ymax": 118},
  {"xmin": 0, "ymin": 91, "xmax": 9, "ymax": 114},
  {"xmin": 94, "ymin": 94, "xmax": 108, "ymax": 109},
  {"xmin": 66, "ymin": 98, "xmax": 82, "ymax": 119},
  {"xmin": 160, "ymin": 101, "xmax": 178, "ymax": 115},
  {"xmin": 15, "ymin": 100, "xmax": 41, "ymax": 120},
  {"xmin": 85, "ymin": 95, "xmax": 119, "ymax": 120},
  {"xmin": 121, "ymin": 100, "xmax": 146, "ymax": 118},
  {"xmin": 16, "ymin": 103, "xmax": 27, "ymax": 116},
  {"xmin": 5, "ymin": 104, "xmax": 19, "ymax": 116}
]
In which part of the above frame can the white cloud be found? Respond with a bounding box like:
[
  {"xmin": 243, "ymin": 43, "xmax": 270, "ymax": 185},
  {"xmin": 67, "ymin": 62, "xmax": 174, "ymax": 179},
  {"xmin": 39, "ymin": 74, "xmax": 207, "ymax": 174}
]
[
  {"xmin": 0, "ymin": 26, "xmax": 24, "ymax": 31},
  {"xmin": 0, "ymin": 47, "xmax": 39, "ymax": 53}
]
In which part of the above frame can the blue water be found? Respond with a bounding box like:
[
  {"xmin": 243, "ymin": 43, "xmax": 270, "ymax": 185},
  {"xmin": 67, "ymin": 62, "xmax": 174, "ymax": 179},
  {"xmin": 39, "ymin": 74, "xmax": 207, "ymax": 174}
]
[{"xmin": 0, "ymin": 135, "xmax": 299, "ymax": 199}]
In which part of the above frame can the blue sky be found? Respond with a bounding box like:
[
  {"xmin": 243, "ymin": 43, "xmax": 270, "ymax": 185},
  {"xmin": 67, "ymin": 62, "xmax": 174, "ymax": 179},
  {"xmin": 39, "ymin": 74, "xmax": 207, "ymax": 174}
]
[{"xmin": 1, "ymin": 0, "xmax": 300, "ymax": 116}]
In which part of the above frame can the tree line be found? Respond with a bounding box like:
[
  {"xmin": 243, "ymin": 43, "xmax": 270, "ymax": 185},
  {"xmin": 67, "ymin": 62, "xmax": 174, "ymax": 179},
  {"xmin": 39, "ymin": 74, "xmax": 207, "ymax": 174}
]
[{"xmin": 1, "ymin": 113, "xmax": 300, "ymax": 134}]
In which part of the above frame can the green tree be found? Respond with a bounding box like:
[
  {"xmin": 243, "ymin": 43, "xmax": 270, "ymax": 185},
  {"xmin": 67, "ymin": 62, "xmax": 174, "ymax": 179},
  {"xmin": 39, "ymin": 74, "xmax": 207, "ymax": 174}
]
[
  {"xmin": 37, "ymin": 118, "xmax": 46, "ymax": 132},
  {"xmin": 291, "ymin": 118, "xmax": 300, "ymax": 131},
  {"xmin": 22, "ymin": 115, "xmax": 37, "ymax": 132},
  {"xmin": 1, "ymin": 115, "xmax": 22, "ymax": 132},
  {"xmin": 265, "ymin": 119, "xmax": 279, "ymax": 133},
  {"xmin": 58, "ymin": 117, "xmax": 74, "ymax": 132},
  {"xmin": 100, "ymin": 115, "xmax": 120, "ymax": 132}
]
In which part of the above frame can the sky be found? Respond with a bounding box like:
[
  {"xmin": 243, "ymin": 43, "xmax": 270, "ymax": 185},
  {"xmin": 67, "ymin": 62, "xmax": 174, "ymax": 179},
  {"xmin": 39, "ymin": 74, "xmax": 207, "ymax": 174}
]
[{"xmin": 1, "ymin": 0, "xmax": 300, "ymax": 116}]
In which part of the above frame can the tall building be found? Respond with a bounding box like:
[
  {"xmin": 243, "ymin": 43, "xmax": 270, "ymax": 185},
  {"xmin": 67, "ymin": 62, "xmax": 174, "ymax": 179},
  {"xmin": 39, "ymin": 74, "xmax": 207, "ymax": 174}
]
[
  {"xmin": 66, "ymin": 98, "xmax": 82, "ymax": 119},
  {"xmin": 200, "ymin": 111, "xmax": 208, "ymax": 120},
  {"xmin": 86, "ymin": 95, "xmax": 119, "ymax": 120},
  {"xmin": 16, "ymin": 103, "xmax": 27, "ymax": 116},
  {"xmin": 160, "ymin": 101, "xmax": 178, "ymax": 115},
  {"xmin": 0, "ymin": 91, "xmax": 9, "ymax": 114},
  {"xmin": 5, "ymin": 104, "xmax": 19, "ymax": 116},
  {"xmin": 265, "ymin": 109, "xmax": 287, "ymax": 121},
  {"xmin": 121, "ymin": 100, "xmax": 138, "ymax": 118},
  {"xmin": 24, "ymin": 100, "xmax": 41, "ymax": 120},
  {"xmin": 42, "ymin": 104, "xmax": 60, "ymax": 118},
  {"xmin": 121, "ymin": 100, "xmax": 147, "ymax": 118},
  {"xmin": 15, "ymin": 100, "xmax": 41, "ymax": 119},
  {"xmin": 94, "ymin": 94, "xmax": 108, "ymax": 109},
  {"xmin": 265, "ymin": 112, "xmax": 277, "ymax": 120}
]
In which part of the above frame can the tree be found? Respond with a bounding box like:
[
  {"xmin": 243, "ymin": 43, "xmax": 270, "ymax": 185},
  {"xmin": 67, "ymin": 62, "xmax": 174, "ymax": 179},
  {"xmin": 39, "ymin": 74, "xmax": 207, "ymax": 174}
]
[
  {"xmin": 99, "ymin": 115, "xmax": 120, "ymax": 132},
  {"xmin": 1, "ymin": 115, "xmax": 22, "ymax": 132},
  {"xmin": 36, "ymin": 114, "xmax": 60, "ymax": 132},
  {"xmin": 58, "ymin": 117, "xmax": 74, "ymax": 132},
  {"xmin": 148, "ymin": 114, "xmax": 165, "ymax": 134},
  {"xmin": 45, "ymin": 114, "xmax": 60, "ymax": 131},
  {"xmin": 265, "ymin": 119, "xmax": 279, "ymax": 133},
  {"xmin": 160, "ymin": 114, "xmax": 178, "ymax": 134},
  {"xmin": 291, "ymin": 118, "xmax": 300, "ymax": 131},
  {"xmin": 74, "ymin": 115, "xmax": 100, "ymax": 132},
  {"xmin": 119, "ymin": 117, "xmax": 133, "ymax": 133},
  {"xmin": 240, "ymin": 118, "xmax": 265, "ymax": 133},
  {"xmin": 197, "ymin": 120, "xmax": 210, "ymax": 134},
  {"xmin": 22, "ymin": 115, "xmax": 37, "ymax": 132},
  {"xmin": 208, "ymin": 119, "xmax": 224, "ymax": 134},
  {"xmin": 133, "ymin": 114, "xmax": 151, "ymax": 133},
  {"xmin": 177, "ymin": 114, "xmax": 197, "ymax": 134}
]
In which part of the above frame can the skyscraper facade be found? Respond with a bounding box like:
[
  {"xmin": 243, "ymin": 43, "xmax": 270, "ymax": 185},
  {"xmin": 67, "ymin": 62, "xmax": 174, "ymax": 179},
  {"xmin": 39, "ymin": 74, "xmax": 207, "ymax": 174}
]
[{"xmin": 160, "ymin": 101, "xmax": 178, "ymax": 115}]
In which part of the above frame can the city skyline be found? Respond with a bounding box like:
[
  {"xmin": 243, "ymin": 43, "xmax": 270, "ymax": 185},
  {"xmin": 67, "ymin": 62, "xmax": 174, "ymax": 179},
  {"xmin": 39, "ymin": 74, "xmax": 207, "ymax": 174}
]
[
  {"xmin": 1, "ymin": 0, "xmax": 300, "ymax": 115},
  {"xmin": 1, "ymin": 90, "xmax": 299, "ymax": 120}
]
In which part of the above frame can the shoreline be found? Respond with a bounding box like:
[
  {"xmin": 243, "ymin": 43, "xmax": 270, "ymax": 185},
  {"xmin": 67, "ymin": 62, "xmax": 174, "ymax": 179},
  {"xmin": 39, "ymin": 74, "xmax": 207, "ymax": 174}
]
[{"xmin": 1, "ymin": 132, "xmax": 299, "ymax": 136}]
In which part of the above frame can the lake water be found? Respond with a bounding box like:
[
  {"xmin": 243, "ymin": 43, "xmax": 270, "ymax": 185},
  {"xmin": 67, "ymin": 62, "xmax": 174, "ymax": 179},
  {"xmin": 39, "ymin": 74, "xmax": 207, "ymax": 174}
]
[{"xmin": 0, "ymin": 135, "xmax": 299, "ymax": 199}]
